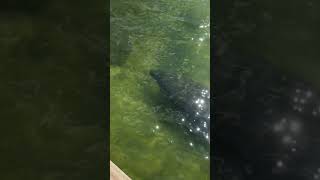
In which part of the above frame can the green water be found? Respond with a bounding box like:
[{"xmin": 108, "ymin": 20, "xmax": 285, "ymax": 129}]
[
  {"xmin": 0, "ymin": 1, "xmax": 106, "ymax": 179},
  {"xmin": 110, "ymin": 0, "xmax": 210, "ymax": 179}
]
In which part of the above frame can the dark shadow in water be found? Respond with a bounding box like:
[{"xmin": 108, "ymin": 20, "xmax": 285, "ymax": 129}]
[
  {"xmin": 213, "ymin": 47, "xmax": 320, "ymax": 180},
  {"xmin": 141, "ymin": 73, "xmax": 209, "ymax": 154}
]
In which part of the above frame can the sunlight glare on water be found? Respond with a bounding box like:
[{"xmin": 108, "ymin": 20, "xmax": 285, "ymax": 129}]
[{"xmin": 110, "ymin": 0, "xmax": 210, "ymax": 179}]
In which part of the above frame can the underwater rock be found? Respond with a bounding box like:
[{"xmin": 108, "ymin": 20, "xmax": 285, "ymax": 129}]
[{"xmin": 150, "ymin": 69, "xmax": 210, "ymax": 144}]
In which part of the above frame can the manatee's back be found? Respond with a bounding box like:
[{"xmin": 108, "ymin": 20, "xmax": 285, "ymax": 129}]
[{"xmin": 150, "ymin": 69, "xmax": 210, "ymax": 142}]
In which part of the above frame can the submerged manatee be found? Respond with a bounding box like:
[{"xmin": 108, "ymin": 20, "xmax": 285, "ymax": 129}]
[{"xmin": 150, "ymin": 69, "xmax": 210, "ymax": 143}]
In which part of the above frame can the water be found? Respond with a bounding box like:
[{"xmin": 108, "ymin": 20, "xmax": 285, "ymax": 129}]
[
  {"xmin": 215, "ymin": 0, "xmax": 320, "ymax": 87},
  {"xmin": 214, "ymin": 1, "xmax": 320, "ymax": 179},
  {"xmin": 0, "ymin": 1, "xmax": 106, "ymax": 179},
  {"xmin": 110, "ymin": 0, "xmax": 210, "ymax": 179}
]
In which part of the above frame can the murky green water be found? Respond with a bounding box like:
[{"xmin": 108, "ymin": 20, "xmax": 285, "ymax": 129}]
[
  {"xmin": 110, "ymin": 0, "xmax": 210, "ymax": 179},
  {"xmin": 0, "ymin": 2, "xmax": 106, "ymax": 179}
]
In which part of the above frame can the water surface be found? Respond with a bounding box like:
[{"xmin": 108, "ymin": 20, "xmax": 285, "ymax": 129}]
[{"xmin": 110, "ymin": 0, "xmax": 210, "ymax": 179}]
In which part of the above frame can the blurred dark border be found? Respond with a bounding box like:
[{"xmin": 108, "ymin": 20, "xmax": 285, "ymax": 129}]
[{"xmin": 0, "ymin": 0, "xmax": 109, "ymax": 179}]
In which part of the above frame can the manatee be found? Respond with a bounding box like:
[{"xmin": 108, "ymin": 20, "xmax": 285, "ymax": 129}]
[{"xmin": 150, "ymin": 69, "xmax": 210, "ymax": 143}]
